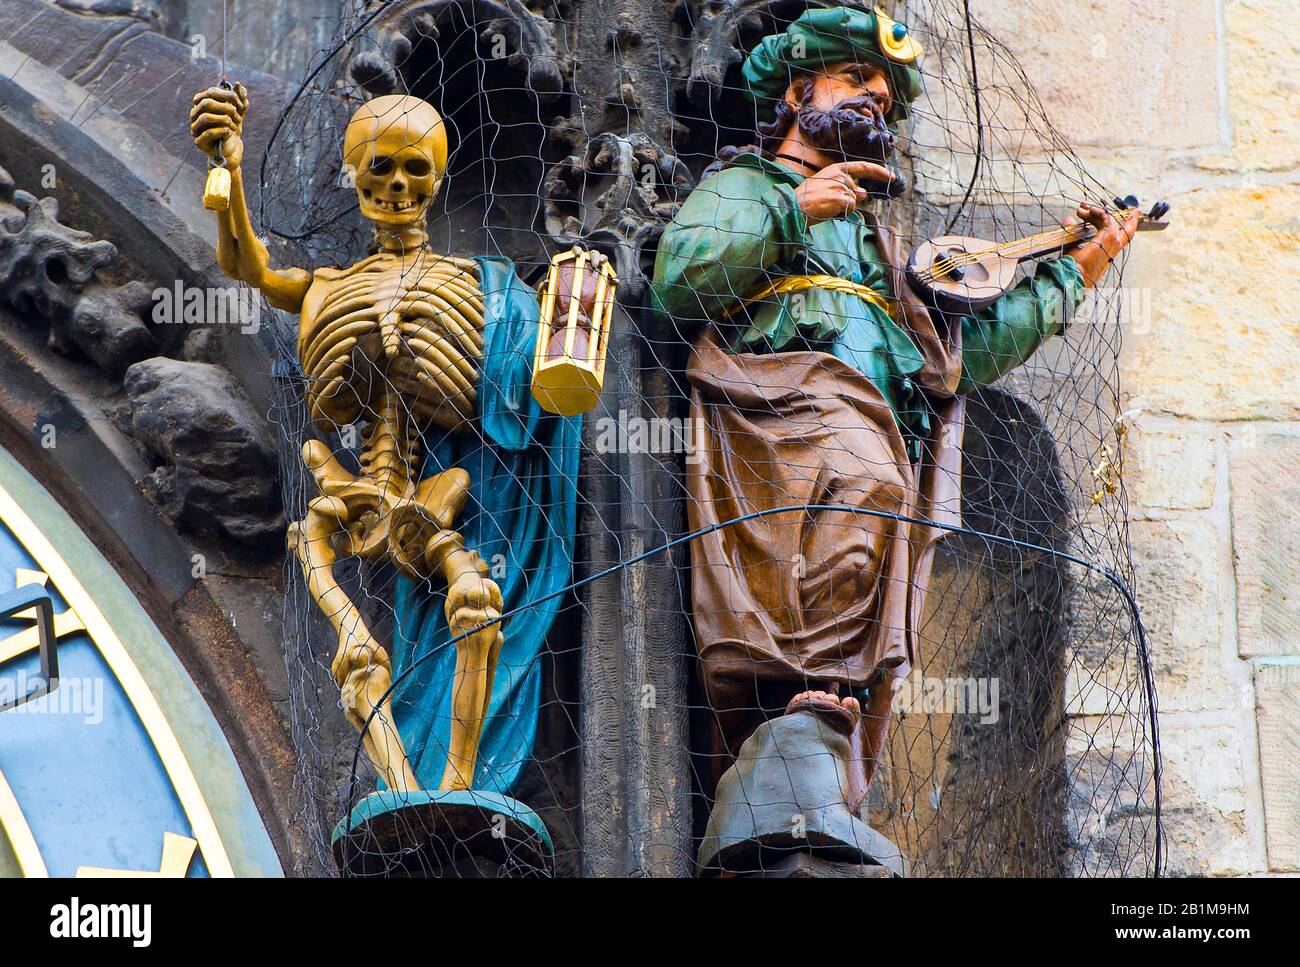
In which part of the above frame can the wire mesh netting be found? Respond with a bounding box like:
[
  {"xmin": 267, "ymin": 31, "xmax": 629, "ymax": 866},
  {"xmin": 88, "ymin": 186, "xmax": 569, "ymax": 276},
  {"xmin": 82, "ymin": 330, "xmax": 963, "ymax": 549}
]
[{"xmin": 248, "ymin": 0, "xmax": 1161, "ymax": 878}]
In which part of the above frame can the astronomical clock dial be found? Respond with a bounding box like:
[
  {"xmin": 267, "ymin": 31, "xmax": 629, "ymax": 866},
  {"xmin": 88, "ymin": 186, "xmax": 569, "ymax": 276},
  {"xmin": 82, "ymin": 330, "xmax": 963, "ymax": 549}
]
[{"xmin": 0, "ymin": 448, "xmax": 278, "ymax": 878}]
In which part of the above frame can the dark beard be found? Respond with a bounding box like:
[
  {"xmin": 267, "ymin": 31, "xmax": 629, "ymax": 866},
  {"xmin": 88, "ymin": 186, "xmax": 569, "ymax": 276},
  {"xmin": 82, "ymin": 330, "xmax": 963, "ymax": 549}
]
[{"xmin": 796, "ymin": 94, "xmax": 896, "ymax": 165}]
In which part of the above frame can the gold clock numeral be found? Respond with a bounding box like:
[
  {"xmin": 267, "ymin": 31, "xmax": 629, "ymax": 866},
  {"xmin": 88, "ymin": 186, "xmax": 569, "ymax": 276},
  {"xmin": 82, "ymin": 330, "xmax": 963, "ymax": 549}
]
[
  {"xmin": 0, "ymin": 570, "xmax": 86, "ymax": 665},
  {"xmin": 75, "ymin": 832, "xmax": 198, "ymax": 878}
]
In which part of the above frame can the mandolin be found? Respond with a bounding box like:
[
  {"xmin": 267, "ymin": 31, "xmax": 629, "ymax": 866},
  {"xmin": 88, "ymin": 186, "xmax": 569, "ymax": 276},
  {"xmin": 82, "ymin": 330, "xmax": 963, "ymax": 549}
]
[{"xmin": 907, "ymin": 197, "xmax": 1170, "ymax": 314}]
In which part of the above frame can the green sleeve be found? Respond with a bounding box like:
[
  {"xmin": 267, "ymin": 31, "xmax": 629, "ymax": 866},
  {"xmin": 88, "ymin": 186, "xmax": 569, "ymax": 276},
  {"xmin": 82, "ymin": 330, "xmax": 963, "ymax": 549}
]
[
  {"xmin": 650, "ymin": 166, "xmax": 808, "ymax": 327},
  {"xmin": 957, "ymin": 255, "xmax": 1087, "ymax": 394}
]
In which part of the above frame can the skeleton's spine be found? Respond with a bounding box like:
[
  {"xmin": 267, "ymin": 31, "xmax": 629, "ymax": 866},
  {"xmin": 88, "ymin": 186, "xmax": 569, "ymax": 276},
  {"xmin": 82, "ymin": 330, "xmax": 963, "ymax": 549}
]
[{"xmin": 361, "ymin": 388, "xmax": 416, "ymax": 501}]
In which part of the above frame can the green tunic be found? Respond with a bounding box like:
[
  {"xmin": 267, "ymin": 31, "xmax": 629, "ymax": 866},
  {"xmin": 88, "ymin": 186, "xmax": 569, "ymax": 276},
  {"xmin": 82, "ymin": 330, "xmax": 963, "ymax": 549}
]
[{"xmin": 650, "ymin": 153, "xmax": 1086, "ymax": 456}]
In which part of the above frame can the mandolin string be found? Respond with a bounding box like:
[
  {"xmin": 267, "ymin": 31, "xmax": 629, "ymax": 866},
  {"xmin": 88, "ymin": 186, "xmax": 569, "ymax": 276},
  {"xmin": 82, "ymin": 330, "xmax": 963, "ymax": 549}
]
[
  {"xmin": 924, "ymin": 205, "xmax": 1140, "ymax": 272},
  {"xmin": 919, "ymin": 211, "xmax": 1140, "ymax": 281},
  {"xmin": 923, "ymin": 201, "xmax": 1144, "ymax": 277},
  {"xmin": 919, "ymin": 226, "xmax": 1091, "ymax": 281}
]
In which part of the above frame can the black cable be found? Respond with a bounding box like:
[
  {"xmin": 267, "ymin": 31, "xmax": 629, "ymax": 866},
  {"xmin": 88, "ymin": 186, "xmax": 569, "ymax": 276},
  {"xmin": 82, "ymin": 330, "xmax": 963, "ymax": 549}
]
[
  {"xmin": 256, "ymin": 1, "xmax": 392, "ymax": 228},
  {"xmin": 943, "ymin": 0, "xmax": 984, "ymax": 235}
]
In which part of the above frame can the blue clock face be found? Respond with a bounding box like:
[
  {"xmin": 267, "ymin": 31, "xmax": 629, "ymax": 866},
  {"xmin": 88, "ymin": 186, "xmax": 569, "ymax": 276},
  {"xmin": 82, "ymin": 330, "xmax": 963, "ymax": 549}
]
[{"xmin": 0, "ymin": 448, "xmax": 279, "ymax": 879}]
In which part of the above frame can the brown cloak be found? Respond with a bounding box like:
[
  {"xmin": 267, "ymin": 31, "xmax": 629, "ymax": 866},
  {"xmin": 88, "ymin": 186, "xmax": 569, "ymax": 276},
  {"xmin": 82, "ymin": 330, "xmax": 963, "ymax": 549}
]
[{"xmin": 685, "ymin": 213, "xmax": 966, "ymax": 801}]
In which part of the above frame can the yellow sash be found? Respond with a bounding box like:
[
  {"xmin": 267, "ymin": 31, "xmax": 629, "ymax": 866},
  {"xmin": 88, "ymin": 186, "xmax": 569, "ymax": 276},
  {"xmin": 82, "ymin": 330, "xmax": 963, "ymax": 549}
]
[{"xmin": 719, "ymin": 274, "xmax": 894, "ymax": 321}]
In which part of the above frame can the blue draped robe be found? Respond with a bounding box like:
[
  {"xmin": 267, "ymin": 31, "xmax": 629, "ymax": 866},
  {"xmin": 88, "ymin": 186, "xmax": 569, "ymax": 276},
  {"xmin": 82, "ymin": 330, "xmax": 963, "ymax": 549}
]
[{"xmin": 389, "ymin": 257, "xmax": 580, "ymax": 794}]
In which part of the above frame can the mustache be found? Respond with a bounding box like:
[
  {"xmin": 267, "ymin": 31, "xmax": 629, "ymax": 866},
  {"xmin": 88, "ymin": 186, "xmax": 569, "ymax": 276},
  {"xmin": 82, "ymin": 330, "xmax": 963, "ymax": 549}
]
[
  {"xmin": 823, "ymin": 95, "xmax": 889, "ymax": 122},
  {"xmin": 796, "ymin": 95, "xmax": 896, "ymax": 163}
]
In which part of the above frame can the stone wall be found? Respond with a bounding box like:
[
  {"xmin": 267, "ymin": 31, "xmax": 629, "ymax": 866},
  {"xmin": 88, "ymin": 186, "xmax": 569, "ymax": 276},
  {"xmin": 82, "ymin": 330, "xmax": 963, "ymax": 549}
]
[{"xmin": 972, "ymin": 0, "xmax": 1299, "ymax": 875}]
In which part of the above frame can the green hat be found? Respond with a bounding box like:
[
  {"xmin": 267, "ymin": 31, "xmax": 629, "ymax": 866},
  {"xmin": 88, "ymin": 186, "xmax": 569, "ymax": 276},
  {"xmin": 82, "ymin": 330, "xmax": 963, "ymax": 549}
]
[{"xmin": 741, "ymin": 5, "xmax": 924, "ymax": 128}]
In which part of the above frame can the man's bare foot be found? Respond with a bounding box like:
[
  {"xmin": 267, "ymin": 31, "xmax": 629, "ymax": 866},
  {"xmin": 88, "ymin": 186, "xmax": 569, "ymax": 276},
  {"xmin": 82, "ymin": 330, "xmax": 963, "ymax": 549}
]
[{"xmin": 784, "ymin": 690, "xmax": 861, "ymax": 734}]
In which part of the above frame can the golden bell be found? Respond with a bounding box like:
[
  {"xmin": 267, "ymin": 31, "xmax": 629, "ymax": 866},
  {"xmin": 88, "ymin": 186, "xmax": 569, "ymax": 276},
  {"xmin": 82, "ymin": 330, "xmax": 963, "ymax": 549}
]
[
  {"xmin": 532, "ymin": 248, "xmax": 616, "ymax": 417},
  {"xmin": 204, "ymin": 164, "xmax": 231, "ymax": 212}
]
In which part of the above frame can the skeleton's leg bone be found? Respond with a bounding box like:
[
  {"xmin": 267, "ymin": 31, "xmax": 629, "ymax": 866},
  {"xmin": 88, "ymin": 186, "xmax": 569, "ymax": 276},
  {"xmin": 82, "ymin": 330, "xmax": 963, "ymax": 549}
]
[
  {"xmin": 290, "ymin": 492, "xmax": 420, "ymax": 793},
  {"xmin": 338, "ymin": 658, "xmax": 419, "ymax": 796},
  {"xmin": 427, "ymin": 534, "xmax": 504, "ymax": 792},
  {"xmin": 437, "ymin": 621, "xmax": 502, "ymax": 792},
  {"xmin": 414, "ymin": 468, "xmax": 470, "ymax": 529},
  {"xmin": 482, "ymin": 628, "xmax": 503, "ymax": 728}
]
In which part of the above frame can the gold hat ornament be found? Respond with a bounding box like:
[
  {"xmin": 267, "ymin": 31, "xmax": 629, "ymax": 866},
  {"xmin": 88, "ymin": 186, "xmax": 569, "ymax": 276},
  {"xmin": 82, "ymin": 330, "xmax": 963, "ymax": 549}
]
[{"xmin": 875, "ymin": 5, "xmax": 925, "ymax": 63}]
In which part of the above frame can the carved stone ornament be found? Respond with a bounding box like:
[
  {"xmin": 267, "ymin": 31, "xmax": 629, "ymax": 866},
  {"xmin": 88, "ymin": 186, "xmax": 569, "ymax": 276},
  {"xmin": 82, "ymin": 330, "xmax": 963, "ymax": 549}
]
[
  {"xmin": 348, "ymin": 0, "xmax": 565, "ymax": 100},
  {"xmin": 0, "ymin": 167, "xmax": 156, "ymax": 378},
  {"xmin": 543, "ymin": 131, "xmax": 692, "ymax": 298}
]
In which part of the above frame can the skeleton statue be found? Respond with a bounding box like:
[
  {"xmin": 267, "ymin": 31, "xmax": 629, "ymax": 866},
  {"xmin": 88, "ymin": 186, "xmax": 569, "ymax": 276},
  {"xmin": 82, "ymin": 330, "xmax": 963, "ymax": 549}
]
[{"xmin": 190, "ymin": 87, "xmax": 586, "ymax": 811}]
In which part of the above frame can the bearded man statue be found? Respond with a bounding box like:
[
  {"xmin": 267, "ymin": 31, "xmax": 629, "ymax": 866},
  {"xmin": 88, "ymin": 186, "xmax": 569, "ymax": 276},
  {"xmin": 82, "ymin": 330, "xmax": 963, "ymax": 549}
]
[{"xmin": 651, "ymin": 5, "xmax": 1137, "ymax": 873}]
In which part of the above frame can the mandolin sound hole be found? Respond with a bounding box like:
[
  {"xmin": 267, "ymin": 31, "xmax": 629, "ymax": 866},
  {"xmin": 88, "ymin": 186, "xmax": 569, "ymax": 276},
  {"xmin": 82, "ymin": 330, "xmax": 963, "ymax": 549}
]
[{"xmin": 940, "ymin": 248, "xmax": 989, "ymax": 284}]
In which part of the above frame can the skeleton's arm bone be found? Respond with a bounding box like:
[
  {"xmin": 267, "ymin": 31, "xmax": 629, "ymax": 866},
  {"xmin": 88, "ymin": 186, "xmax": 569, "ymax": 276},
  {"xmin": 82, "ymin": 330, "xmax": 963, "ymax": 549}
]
[
  {"xmin": 214, "ymin": 165, "xmax": 311, "ymax": 314},
  {"xmin": 191, "ymin": 85, "xmax": 310, "ymax": 311}
]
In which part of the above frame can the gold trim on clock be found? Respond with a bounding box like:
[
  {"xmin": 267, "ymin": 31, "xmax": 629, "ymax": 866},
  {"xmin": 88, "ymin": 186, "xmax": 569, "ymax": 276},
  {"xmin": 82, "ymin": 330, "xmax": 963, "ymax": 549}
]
[{"xmin": 0, "ymin": 766, "xmax": 47, "ymax": 877}]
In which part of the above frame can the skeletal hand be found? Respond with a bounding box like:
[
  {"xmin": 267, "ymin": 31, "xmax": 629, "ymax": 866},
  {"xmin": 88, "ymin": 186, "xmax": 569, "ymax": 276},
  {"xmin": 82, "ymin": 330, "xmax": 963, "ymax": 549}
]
[
  {"xmin": 446, "ymin": 570, "xmax": 504, "ymax": 643},
  {"xmin": 1063, "ymin": 201, "xmax": 1141, "ymax": 288},
  {"xmin": 794, "ymin": 160, "xmax": 894, "ymax": 223},
  {"xmin": 190, "ymin": 83, "xmax": 248, "ymax": 169}
]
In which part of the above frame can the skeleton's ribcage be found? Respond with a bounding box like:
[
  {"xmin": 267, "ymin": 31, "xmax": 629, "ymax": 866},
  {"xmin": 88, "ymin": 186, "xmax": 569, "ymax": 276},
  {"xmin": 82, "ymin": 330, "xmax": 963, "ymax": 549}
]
[{"xmin": 300, "ymin": 259, "xmax": 486, "ymax": 432}]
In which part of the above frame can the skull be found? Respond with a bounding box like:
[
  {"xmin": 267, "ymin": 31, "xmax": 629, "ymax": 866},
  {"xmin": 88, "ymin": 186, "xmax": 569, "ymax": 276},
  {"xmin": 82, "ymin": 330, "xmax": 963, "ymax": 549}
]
[{"xmin": 343, "ymin": 95, "xmax": 448, "ymax": 228}]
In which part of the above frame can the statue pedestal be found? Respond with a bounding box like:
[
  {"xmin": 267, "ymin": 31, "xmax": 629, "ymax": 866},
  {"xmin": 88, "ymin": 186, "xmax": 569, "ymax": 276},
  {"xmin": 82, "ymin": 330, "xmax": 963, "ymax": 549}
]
[
  {"xmin": 331, "ymin": 790, "xmax": 554, "ymax": 877},
  {"xmin": 697, "ymin": 710, "xmax": 905, "ymax": 877}
]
